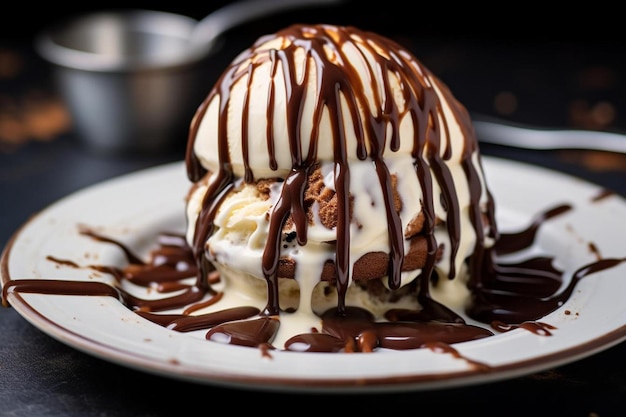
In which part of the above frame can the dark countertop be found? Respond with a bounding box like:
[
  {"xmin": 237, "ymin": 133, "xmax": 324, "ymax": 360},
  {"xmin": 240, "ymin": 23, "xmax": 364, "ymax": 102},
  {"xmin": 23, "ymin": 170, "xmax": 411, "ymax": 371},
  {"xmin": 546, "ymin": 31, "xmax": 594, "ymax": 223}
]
[{"xmin": 2, "ymin": 2, "xmax": 626, "ymax": 416}]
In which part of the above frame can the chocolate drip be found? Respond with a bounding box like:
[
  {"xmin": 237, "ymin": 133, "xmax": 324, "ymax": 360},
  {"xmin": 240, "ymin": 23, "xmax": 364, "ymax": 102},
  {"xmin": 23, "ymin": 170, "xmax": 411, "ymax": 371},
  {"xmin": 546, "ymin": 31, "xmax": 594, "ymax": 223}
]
[
  {"xmin": 137, "ymin": 306, "xmax": 260, "ymax": 332},
  {"xmin": 493, "ymin": 320, "xmax": 557, "ymax": 335},
  {"xmin": 262, "ymin": 167, "xmax": 310, "ymax": 315},
  {"xmin": 591, "ymin": 189, "xmax": 614, "ymax": 202},
  {"xmin": 495, "ymin": 204, "xmax": 572, "ymax": 255},
  {"xmin": 283, "ymin": 306, "xmax": 493, "ymax": 353},
  {"xmin": 206, "ymin": 316, "xmax": 280, "ymax": 348},
  {"xmin": 184, "ymin": 24, "xmax": 495, "ymax": 318},
  {"xmin": 79, "ymin": 227, "xmax": 145, "ymax": 265},
  {"xmin": 466, "ymin": 203, "xmax": 625, "ymax": 324},
  {"xmin": 424, "ymin": 342, "xmax": 491, "ymax": 372},
  {"xmin": 193, "ymin": 175, "xmax": 233, "ymax": 288},
  {"xmin": 3, "ymin": 279, "xmax": 120, "ymax": 300}
]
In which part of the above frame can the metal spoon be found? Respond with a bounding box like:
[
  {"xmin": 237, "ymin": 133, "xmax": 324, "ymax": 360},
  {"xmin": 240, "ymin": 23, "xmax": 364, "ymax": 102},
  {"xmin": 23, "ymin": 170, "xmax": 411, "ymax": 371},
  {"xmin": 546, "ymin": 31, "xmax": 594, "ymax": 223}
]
[{"xmin": 472, "ymin": 116, "xmax": 626, "ymax": 154}]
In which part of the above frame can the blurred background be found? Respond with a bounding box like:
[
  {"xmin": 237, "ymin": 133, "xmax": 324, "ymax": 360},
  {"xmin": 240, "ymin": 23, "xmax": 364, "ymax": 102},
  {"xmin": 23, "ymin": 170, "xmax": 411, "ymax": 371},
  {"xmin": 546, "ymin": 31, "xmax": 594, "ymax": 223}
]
[{"xmin": 1, "ymin": 0, "xmax": 625, "ymax": 152}]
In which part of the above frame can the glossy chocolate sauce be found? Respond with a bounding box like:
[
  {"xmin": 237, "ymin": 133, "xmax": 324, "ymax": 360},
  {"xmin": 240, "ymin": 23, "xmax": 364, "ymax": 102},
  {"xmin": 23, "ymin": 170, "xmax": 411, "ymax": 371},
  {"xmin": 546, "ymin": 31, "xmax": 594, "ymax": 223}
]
[
  {"xmin": 3, "ymin": 196, "xmax": 624, "ymax": 354},
  {"xmin": 184, "ymin": 24, "xmax": 498, "ymax": 321},
  {"xmin": 3, "ymin": 25, "xmax": 625, "ymax": 356}
]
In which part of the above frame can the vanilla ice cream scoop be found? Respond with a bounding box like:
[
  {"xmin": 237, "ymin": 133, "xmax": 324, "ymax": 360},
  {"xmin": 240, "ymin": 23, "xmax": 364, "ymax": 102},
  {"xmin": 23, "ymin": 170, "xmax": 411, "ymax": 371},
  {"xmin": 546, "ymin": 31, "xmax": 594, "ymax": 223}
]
[{"xmin": 184, "ymin": 24, "xmax": 497, "ymax": 339}]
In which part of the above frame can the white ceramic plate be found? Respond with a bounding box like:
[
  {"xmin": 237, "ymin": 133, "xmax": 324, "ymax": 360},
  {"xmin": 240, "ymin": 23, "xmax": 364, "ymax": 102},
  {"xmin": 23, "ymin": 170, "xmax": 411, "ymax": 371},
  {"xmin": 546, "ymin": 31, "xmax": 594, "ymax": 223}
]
[{"xmin": 2, "ymin": 157, "xmax": 626, "ymax": 393}]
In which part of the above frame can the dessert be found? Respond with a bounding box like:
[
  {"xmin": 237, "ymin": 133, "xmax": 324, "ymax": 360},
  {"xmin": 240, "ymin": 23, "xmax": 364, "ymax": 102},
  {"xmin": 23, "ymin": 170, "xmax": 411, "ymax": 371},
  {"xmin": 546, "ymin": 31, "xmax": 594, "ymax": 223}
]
[
  {"xmin": 184, "ymin": 23, "xmax": 498, "ymax": 350},
  {"xmin": 5, "ymin": 24, "xmax": 615, "ymax": 357}
]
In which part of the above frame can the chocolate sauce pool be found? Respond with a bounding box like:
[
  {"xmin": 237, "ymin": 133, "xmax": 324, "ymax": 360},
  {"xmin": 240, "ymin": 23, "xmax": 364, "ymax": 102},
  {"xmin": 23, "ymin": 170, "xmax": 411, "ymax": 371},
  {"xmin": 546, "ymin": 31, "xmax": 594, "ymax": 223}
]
[
  {"xmin": 3, "ymin": 199, "xmax": 624, "ymax": 354},
  {"xmin": 2, "ymin": 25, "xmax": 625, "ymax": 356}
]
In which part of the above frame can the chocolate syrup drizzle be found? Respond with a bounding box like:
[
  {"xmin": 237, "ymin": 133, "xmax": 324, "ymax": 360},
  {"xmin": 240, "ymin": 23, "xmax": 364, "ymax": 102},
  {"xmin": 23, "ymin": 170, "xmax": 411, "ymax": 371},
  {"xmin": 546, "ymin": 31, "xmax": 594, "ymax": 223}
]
[
  {"xmin": 184, "ymin": 24, "xmax": 498, "ymax": 320},
  {"xmin": 3, "ymin": 25, "xmax": 625, "ymax": 355},
  {"xmin": 3, "ymin": 201, "xmax": 623, "ymax": 353}
]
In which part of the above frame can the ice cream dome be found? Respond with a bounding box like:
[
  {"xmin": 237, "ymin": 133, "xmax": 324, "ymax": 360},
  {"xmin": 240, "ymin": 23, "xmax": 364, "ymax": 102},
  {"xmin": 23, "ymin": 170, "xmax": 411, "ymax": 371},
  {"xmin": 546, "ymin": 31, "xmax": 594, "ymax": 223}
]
[{"xmin": 184, "ymin": 23, "xmax": 498, "ymax": 350}]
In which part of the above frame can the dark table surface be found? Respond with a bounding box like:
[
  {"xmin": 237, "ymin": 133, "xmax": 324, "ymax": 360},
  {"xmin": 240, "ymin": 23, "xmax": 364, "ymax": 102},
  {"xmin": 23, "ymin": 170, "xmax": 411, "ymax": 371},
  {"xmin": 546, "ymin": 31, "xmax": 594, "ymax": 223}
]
[{"xmin": 2, "ymin": 2, "xmax": 626, "ymax": 416}]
